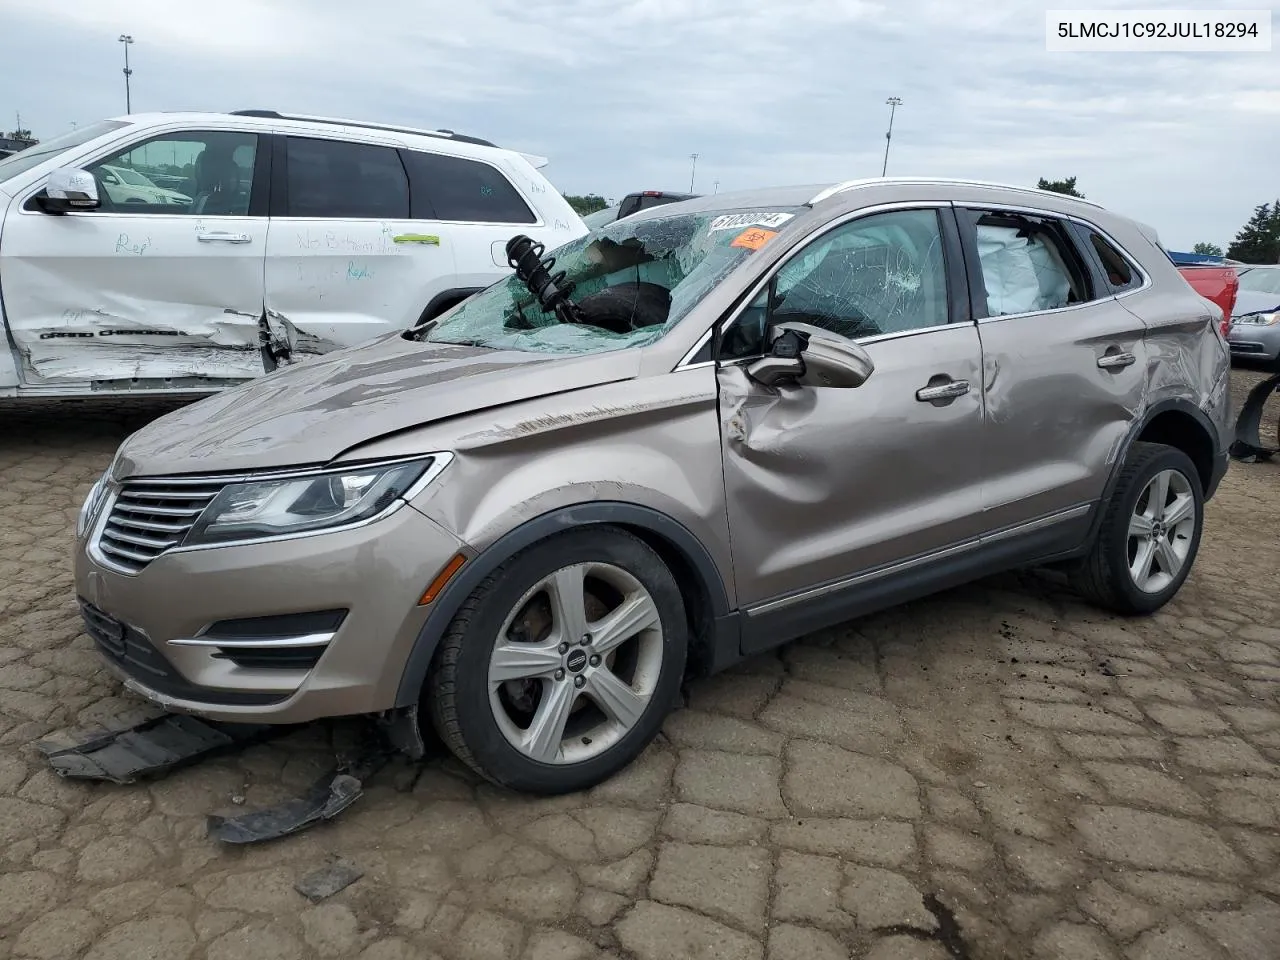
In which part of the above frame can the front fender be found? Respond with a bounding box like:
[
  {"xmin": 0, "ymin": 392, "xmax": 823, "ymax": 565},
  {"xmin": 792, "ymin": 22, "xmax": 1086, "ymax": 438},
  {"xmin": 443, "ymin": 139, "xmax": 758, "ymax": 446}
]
[{"xmin": 391, "ymin": 501, "xmax": 734, "ymax": 708}]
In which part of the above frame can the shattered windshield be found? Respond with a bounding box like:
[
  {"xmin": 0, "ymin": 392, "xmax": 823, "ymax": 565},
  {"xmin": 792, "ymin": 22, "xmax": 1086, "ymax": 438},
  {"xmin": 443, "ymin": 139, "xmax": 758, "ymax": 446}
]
[{"xmin": 411, "ymin": 207, "xmax": 801, "ymax": 354}]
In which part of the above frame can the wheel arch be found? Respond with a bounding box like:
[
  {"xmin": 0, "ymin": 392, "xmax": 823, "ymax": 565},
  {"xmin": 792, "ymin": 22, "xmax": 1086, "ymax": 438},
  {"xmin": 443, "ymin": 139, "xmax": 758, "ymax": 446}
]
[
  {"xmin": 1134, "ymin": 404, "xmax": 1216, "ymax": 493},
  {"xmin": 1074, "ymin": 397, "xmax": 1223, "ymax": 558},
  {"xmin": 393, "ymin": 501, "xmax": 736, "ymax": 709}
]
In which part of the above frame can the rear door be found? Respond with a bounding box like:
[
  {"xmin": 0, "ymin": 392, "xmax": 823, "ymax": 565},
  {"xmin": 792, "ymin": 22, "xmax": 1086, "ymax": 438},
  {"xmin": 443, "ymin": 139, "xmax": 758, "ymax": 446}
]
[
  {"xmin": 1, "ymin": 128, "xmax": 269, "ymax": 388},
  {"xmin": 262, "ymin": 134, "xmax": 456, "ymax": 356},
  {"xmin": 957, "ymin": 205, "xmax": 1149, "ymax": 531},
  {"xmin": 398, "ymin": 147, "xmax": 564, "ymax": 304}
]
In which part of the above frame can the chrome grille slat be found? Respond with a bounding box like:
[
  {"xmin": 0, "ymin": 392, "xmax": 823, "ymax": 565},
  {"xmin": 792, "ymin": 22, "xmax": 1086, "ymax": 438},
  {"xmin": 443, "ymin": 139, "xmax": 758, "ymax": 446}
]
[
  {"xmin": 97, "ymin": 540, "xmax": 155, "ymax": 564},
  {"xmin": 103, "ymin": 526, "xmax": 182, "ymax": 549},
  {"xmin": 108, "ymin": 516, "xmax": 191, "ymax": 534},
  {"xmin": 94, "ymin": 480, "xmax": 225, "ymax": 573},
  {"xmin": 113, "ymin": 503, "xmax": 207, "ymax": 518},
  {"xmin": 117, "ymin": 487, "xmax": 225, "ymax": 500}
]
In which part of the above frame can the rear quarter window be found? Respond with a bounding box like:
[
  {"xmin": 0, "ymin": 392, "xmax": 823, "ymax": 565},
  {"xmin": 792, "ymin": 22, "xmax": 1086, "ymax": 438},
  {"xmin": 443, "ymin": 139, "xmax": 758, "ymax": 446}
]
[
  {"xmin": 401, "ymin": 150, "xmax": 536, "ymax": 224},
  {"xmin": 1083, "ymin": 229, "xmax": 1143, "ymax": 294}
]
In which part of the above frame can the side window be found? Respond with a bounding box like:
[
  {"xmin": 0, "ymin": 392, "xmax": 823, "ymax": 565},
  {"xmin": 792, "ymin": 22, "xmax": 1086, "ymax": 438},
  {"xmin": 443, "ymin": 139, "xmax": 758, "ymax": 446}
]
[
  {"xmin": 1085, "ymin": 230, "xmax": 1142, "ymax": 294},
  {"xmin": 285, "ymin": 138, "xmax": 409, "ymax": 219},
  {"xmin": 85, "ymin": 131, "xmax": 258, "ymax": 215},
  {"xmin": 719, "ymin": 208, "xmax": 951, "ymax": 361},
  {"xmin": 401, "ymin": 150, "xmax": 536, "ymax": 224},
  {"xmin": 967, "ymin": 210, "xmax": 1094, "ymax": 316}
]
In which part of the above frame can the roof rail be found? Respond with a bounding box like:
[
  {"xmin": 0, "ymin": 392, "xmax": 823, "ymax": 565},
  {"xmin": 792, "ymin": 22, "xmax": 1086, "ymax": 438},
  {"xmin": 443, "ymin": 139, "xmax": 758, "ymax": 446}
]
[
  {"xmin": 228, "ymin": 110, "xmax": 498, "ymax": 148},
  {"xmin": 808, "ymin": 177, "xmax": 1105, "ymax": 209}
]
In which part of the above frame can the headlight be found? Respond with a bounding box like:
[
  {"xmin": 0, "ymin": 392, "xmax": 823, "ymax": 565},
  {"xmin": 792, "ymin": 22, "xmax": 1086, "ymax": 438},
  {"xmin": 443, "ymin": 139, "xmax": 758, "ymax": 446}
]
[
  {"xmin": 184, "ymin": 456, "xmax": 447, "ymax": 547},
  {"xmin": 76, "ymin": 473, "xmax": 110, "ymax": 539},
  {"xmin": 1236, "ymin": 311, "xmax": 1280, "ymax": 326}
]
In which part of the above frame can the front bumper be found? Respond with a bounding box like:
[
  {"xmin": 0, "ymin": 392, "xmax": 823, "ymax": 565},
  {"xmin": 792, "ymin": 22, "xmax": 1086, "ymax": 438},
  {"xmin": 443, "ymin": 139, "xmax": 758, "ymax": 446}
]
[
  {"xmin": 1227, "ymin": 324, "xmax": 1280, "ymax": 362},
  {"xmin": 74, "ymin": 497, "xmax": 467, "ymax": 724}
]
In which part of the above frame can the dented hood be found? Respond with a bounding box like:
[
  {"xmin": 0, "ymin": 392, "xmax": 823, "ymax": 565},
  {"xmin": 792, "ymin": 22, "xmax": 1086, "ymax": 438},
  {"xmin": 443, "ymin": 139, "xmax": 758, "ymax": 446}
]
[{"xmin": 113, "ymin": 333, "xmax": 641, "ymax": 478}]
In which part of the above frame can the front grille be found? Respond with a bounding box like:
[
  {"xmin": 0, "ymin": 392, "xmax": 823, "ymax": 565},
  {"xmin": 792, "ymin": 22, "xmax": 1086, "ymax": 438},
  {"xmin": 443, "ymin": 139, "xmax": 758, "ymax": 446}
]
[{"xmin": 97, "ymin": 480, "xmax": 225, "ymax": 573}]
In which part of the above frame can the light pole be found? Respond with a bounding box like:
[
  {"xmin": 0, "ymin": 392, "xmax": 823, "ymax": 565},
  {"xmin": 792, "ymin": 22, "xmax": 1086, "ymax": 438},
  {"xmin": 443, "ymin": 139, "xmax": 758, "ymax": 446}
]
[
  {"xmin": 118, "ymin": 35, "xmax": 135, "ymax": 114},
  {"xmin": 881, "ymin": 96, "xmax": 902, "ymax": 177},
  {"xmin": 689, "ymin": 153, "xmax": 699, "ymax": 193}
]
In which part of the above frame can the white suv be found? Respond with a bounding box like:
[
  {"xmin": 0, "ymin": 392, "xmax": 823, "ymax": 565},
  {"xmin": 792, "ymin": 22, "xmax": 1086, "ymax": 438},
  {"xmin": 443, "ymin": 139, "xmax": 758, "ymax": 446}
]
[{"xmin": 0, "ymin": 110, "xmax": 587, "ymax": 399}]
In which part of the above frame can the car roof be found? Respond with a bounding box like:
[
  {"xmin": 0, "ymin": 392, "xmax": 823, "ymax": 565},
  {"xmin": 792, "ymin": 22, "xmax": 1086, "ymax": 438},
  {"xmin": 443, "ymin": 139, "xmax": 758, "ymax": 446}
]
[
  {"xmin": 98, "ymin": 110, "xmax": 548, "ymax": 166},
  {"xmin": 621, "ymin": 178, "xmax": 1113, "ymax": 224}
]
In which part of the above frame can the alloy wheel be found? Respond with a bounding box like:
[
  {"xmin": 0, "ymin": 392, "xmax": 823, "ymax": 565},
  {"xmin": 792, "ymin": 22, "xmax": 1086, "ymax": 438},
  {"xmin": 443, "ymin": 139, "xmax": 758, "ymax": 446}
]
[
  {"xmin": 487, "ymin": 561, "xmax": 664, "ymax": 764},
  {"xmin": 1126, "ymin": 468, "xmax": 1196, "ymax": 593}
]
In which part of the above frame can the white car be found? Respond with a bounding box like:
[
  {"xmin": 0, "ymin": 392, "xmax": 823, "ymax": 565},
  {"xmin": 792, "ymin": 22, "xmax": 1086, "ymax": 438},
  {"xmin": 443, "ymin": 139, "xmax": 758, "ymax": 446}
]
[
  {"xmin": 99, "ymin": 164, "xmax": 192, "ymax": 207},
  {"xmin": 0, "ymin": 110, "xmax": 587, "ymax": 399}
]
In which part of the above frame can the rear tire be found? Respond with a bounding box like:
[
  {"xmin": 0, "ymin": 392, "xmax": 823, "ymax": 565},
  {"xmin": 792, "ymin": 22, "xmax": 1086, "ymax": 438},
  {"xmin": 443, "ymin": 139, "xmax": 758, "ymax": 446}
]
[
  {"xmin": 1070, "ymin": 441, "xmax": 1204, "ymax": 615},
  {"xmin": 426, "ymin": 527, "xmax": 687, "ymax": 794}
]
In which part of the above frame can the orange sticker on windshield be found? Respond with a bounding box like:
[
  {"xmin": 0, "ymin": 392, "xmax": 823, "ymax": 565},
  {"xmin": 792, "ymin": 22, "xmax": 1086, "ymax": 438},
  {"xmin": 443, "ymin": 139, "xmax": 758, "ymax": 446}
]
[{"xmin": 730, "ymin": 227, "xmax": 778, "ymax": 251}]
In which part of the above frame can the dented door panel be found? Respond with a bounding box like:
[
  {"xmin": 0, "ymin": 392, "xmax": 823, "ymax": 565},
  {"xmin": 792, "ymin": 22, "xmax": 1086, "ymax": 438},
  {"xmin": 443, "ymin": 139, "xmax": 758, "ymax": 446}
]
[
  {"xmin": 975, "ymin": 300, "xmax": 1149, "ymax": 531},
  {"xmin": 718, "ymin": 325, "xmax": 988, "ymax": 607},
  {"xmin": 0, "ymin": 210, "xmax": 268, "ymax": 385},
  {"xmin": 263, "ymin": 216, "xmax": 457, "ymax": 358}
]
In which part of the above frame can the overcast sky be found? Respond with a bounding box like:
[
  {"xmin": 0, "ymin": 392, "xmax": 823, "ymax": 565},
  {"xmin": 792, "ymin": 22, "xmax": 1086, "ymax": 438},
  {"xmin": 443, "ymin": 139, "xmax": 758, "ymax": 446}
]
[{"xmin": 2, "ymin": 0, "xmax": 1275, "ymax": 249}]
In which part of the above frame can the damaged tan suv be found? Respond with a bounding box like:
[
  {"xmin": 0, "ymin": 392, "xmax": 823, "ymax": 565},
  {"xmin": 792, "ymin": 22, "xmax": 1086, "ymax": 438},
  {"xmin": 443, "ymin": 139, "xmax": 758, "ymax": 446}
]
[{"xmin": 74, "ymin": 178, "xmax": 1232, "ymax": 794}]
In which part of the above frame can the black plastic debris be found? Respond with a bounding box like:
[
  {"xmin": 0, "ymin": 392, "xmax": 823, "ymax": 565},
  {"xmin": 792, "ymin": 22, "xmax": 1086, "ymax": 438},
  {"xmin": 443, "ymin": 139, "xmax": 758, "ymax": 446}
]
[
  {"xmin": 1229, "ymin": 370, "xmax": 1280, "ymax": 462},
  {"xmin": 38, "ymin": 715, "xmax": 273, "ymax": 784},
  {"xmin": 207, "ymin": 741, "xmax": 394, "ymax": 845},
  {"xmin": 295, "ymin": 857, "xmax": 365, "ymax": 902}
]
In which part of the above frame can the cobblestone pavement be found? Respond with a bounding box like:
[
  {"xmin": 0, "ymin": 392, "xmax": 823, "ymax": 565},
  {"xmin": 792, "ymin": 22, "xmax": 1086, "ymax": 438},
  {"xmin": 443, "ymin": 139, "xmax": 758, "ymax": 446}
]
[{"xmin": 1, "ymin": 371, "xmax": 1278, "ymax": 960}]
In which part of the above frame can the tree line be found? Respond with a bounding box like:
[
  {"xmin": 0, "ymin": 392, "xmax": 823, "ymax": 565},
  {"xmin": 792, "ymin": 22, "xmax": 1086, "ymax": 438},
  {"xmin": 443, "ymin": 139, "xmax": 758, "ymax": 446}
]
[{"xmin": 1038, "ymin": 175, "xmax": 1279, "ymax": 264}]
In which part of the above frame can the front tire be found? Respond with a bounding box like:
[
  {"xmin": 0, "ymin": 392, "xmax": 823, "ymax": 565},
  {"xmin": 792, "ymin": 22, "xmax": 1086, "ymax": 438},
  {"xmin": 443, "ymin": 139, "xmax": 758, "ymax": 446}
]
[
  {"xmin": 1070, "ymin": 442, "xmax": 1204, "ymax": 615},
  {"xmin": 426, "ymin": 527, "xmax": 687, "ymax": 794}
]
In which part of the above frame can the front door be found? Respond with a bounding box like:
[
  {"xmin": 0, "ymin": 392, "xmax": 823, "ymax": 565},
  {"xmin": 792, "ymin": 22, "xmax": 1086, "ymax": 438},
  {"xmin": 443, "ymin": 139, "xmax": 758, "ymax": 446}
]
[
  {"xmin": 956, "ymin": 206, "xmax": 1150, "ymax": 531},
  {"xmin": 717, "ymin": 206, "xmax": 988, "ymax": 622},
  {"xmin": 1, "ymin": 129, "xmax": 269, "ymax": 388}
]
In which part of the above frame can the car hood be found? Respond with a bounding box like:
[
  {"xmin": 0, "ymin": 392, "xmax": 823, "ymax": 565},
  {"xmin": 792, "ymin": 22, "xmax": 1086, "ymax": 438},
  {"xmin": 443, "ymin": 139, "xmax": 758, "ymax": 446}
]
[
  {"xmin": 1232, "ymin": 289, "xmax": 1280, "ymax": 319},
  {"xmin": 113, "ymin": 333, "xmax": 641, "ymax": 479}
]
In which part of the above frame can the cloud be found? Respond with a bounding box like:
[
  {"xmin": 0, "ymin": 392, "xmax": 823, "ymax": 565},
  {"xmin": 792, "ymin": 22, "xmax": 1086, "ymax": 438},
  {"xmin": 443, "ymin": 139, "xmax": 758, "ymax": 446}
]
[{"xmin": 0, "ymin": 0, "xmax": 1276, "ymax": 248}]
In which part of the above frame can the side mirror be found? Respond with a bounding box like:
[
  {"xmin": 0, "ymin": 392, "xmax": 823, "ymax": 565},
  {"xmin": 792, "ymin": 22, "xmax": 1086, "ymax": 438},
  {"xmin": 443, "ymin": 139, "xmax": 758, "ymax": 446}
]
[
  {"xmin": 37, "ymin": 168, "xmax": 101, "ymax": 214},
  {"xmin": 746, "ymin": 321, "xmax": 875, "ymax": 389}
]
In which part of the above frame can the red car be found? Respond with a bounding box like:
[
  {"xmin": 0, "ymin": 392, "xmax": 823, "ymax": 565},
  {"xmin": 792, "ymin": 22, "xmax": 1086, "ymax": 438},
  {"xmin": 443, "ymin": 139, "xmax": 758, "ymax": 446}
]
[{"xmin": 1177, "ymin": 265, "xmax": 1239, "ymax": 338}]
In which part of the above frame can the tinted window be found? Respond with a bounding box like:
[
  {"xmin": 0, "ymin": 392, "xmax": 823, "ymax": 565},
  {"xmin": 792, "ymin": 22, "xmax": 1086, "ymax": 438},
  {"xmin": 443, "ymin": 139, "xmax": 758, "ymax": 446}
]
[
  {"xmin": 402, "ymin": 150, "xmax": 535, "ymax": 223},
  {"xmin": 286, "ymin": 138, "xmax": 409, "ymax": 219},
  {"xmin": 968, "ymin": 211, "xmax": 1093, "ymax": 316},
  {"xmin": 83, "ymin": 131, "xmax": 257, "ymax": 215},
  {"xmin": 721, "ymin": 209, "xmax": 950, "ymax": 360},
  {"xmin": 1086, "ymin": 231, "xmax": 1142, "ymax": 293}
]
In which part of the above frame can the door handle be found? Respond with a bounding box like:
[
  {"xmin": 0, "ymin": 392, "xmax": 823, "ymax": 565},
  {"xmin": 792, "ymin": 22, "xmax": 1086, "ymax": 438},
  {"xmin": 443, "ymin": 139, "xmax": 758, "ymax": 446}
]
[
  {"xmin": 1097, "ymin": 351, "xmax": 1136, "ymax": 370},
  {"xmin": 196, "ymin": 232, "xmax": 252, "ymax": 243},
  {"xmin": 915, "ymin": 379, "xmax": 971, "ymax": 403}
]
